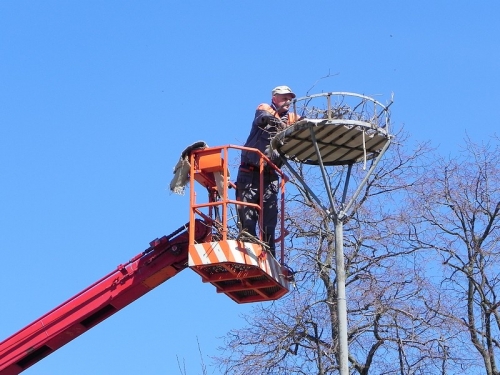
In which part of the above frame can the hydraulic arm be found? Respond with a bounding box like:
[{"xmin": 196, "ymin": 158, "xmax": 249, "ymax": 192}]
[{"xmin": 0, "ymin": 219, "xmax": 211, "ymax": 375}]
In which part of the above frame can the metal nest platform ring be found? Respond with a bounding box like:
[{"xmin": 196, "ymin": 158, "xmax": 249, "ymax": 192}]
[{"xmin": 271, "ymin": 92, "xmax": 393, "ymax": 166}]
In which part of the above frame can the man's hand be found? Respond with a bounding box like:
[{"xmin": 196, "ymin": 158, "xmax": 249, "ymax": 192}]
[
  {"xmin": 257, "ymin": 114, "xmax": 285, "ymax": 130},
  {"xmin": 266, "ymin": 116, "xmax": 285, "ymax": 129}
]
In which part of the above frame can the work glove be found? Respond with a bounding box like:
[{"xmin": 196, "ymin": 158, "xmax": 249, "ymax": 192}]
[
  {"xmin": 265, "ymin": 145, "xmax": 283, "ymax": 167},
  {"xmin": 257, "ymin": 114, "xmax": 276, "ymax": 126},
  {"xmin": 266, "ymin": 116, "xmax": 286, "ymax": 131},
  {"xmin": 267, "ymin": 116, "xmax": 282, "ymax": 125}
]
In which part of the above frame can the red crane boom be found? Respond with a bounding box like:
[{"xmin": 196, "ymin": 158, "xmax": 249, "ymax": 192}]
[{"xmin": 0, "ymin": 220, "xmax": 211, "ymax": 375}]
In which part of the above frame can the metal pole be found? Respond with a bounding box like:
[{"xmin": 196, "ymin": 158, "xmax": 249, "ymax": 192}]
[
  {"xmin": 335, "ymin": 217, "xmax": 349, "ymax": 375},
  {"xmin": 308, "ymin": 126, "xmax": 349, "ymax": 374},
  {"xmin": 273, "ymin": 110, "xmax": 392, "ymax": 375}
]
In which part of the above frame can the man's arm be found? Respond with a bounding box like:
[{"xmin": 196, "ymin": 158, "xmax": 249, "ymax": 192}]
[{"xmin": 253, "ymin": 104, "xmax": 285, "ymax": 129}]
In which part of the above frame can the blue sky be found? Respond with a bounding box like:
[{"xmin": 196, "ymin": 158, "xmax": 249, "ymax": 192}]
[{"xmin": 1, "ymin": 1, "xmax": 499, "ymax": 374}]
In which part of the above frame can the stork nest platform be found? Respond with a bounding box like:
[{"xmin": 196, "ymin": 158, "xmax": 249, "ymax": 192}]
[
  {"xmin": 271, "ymin": 92, "xmax": 393, "ymax": 166},
  {"xmin": 271, "ymin": 118, "xmax": 391, "ymax": 166}
]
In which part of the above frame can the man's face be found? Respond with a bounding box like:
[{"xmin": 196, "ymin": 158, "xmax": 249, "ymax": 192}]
[{"xmin": 272, "ymin": 93, "xmax": 294, "ymax": 113}]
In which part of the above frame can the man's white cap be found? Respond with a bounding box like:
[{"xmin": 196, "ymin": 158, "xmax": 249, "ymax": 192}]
[{"xmin": 272, "ymin": 85, "xmax": 296, "ymax": 98}]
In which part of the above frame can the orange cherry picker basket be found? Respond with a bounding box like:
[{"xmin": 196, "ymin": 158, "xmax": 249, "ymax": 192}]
[{"xmin": 186, "ymin": 145, "xmax": 292, "ymax": 304}]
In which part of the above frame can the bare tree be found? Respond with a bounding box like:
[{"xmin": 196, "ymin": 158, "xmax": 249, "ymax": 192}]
[
  {"xmin": 408, "ymin": 136, "xmax": 500, "ymax": 375},
  {"xmin": 215, "ymin": 133, "xmax": 455, "ymax": 374}
]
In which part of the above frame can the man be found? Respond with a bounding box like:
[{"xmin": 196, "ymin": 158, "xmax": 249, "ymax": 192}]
[{"xmin": 236, "ymin": 85, "xmax": 301, "ymax": 256}]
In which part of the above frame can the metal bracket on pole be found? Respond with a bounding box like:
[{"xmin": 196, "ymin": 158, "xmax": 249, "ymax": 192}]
[
  {"xmin": 338, "ymin": 138, "xmax": 392, "ymax": 220},
  {"xmin": 281, "ymin": 158, "xmax": 334, "ymax": 219}
]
